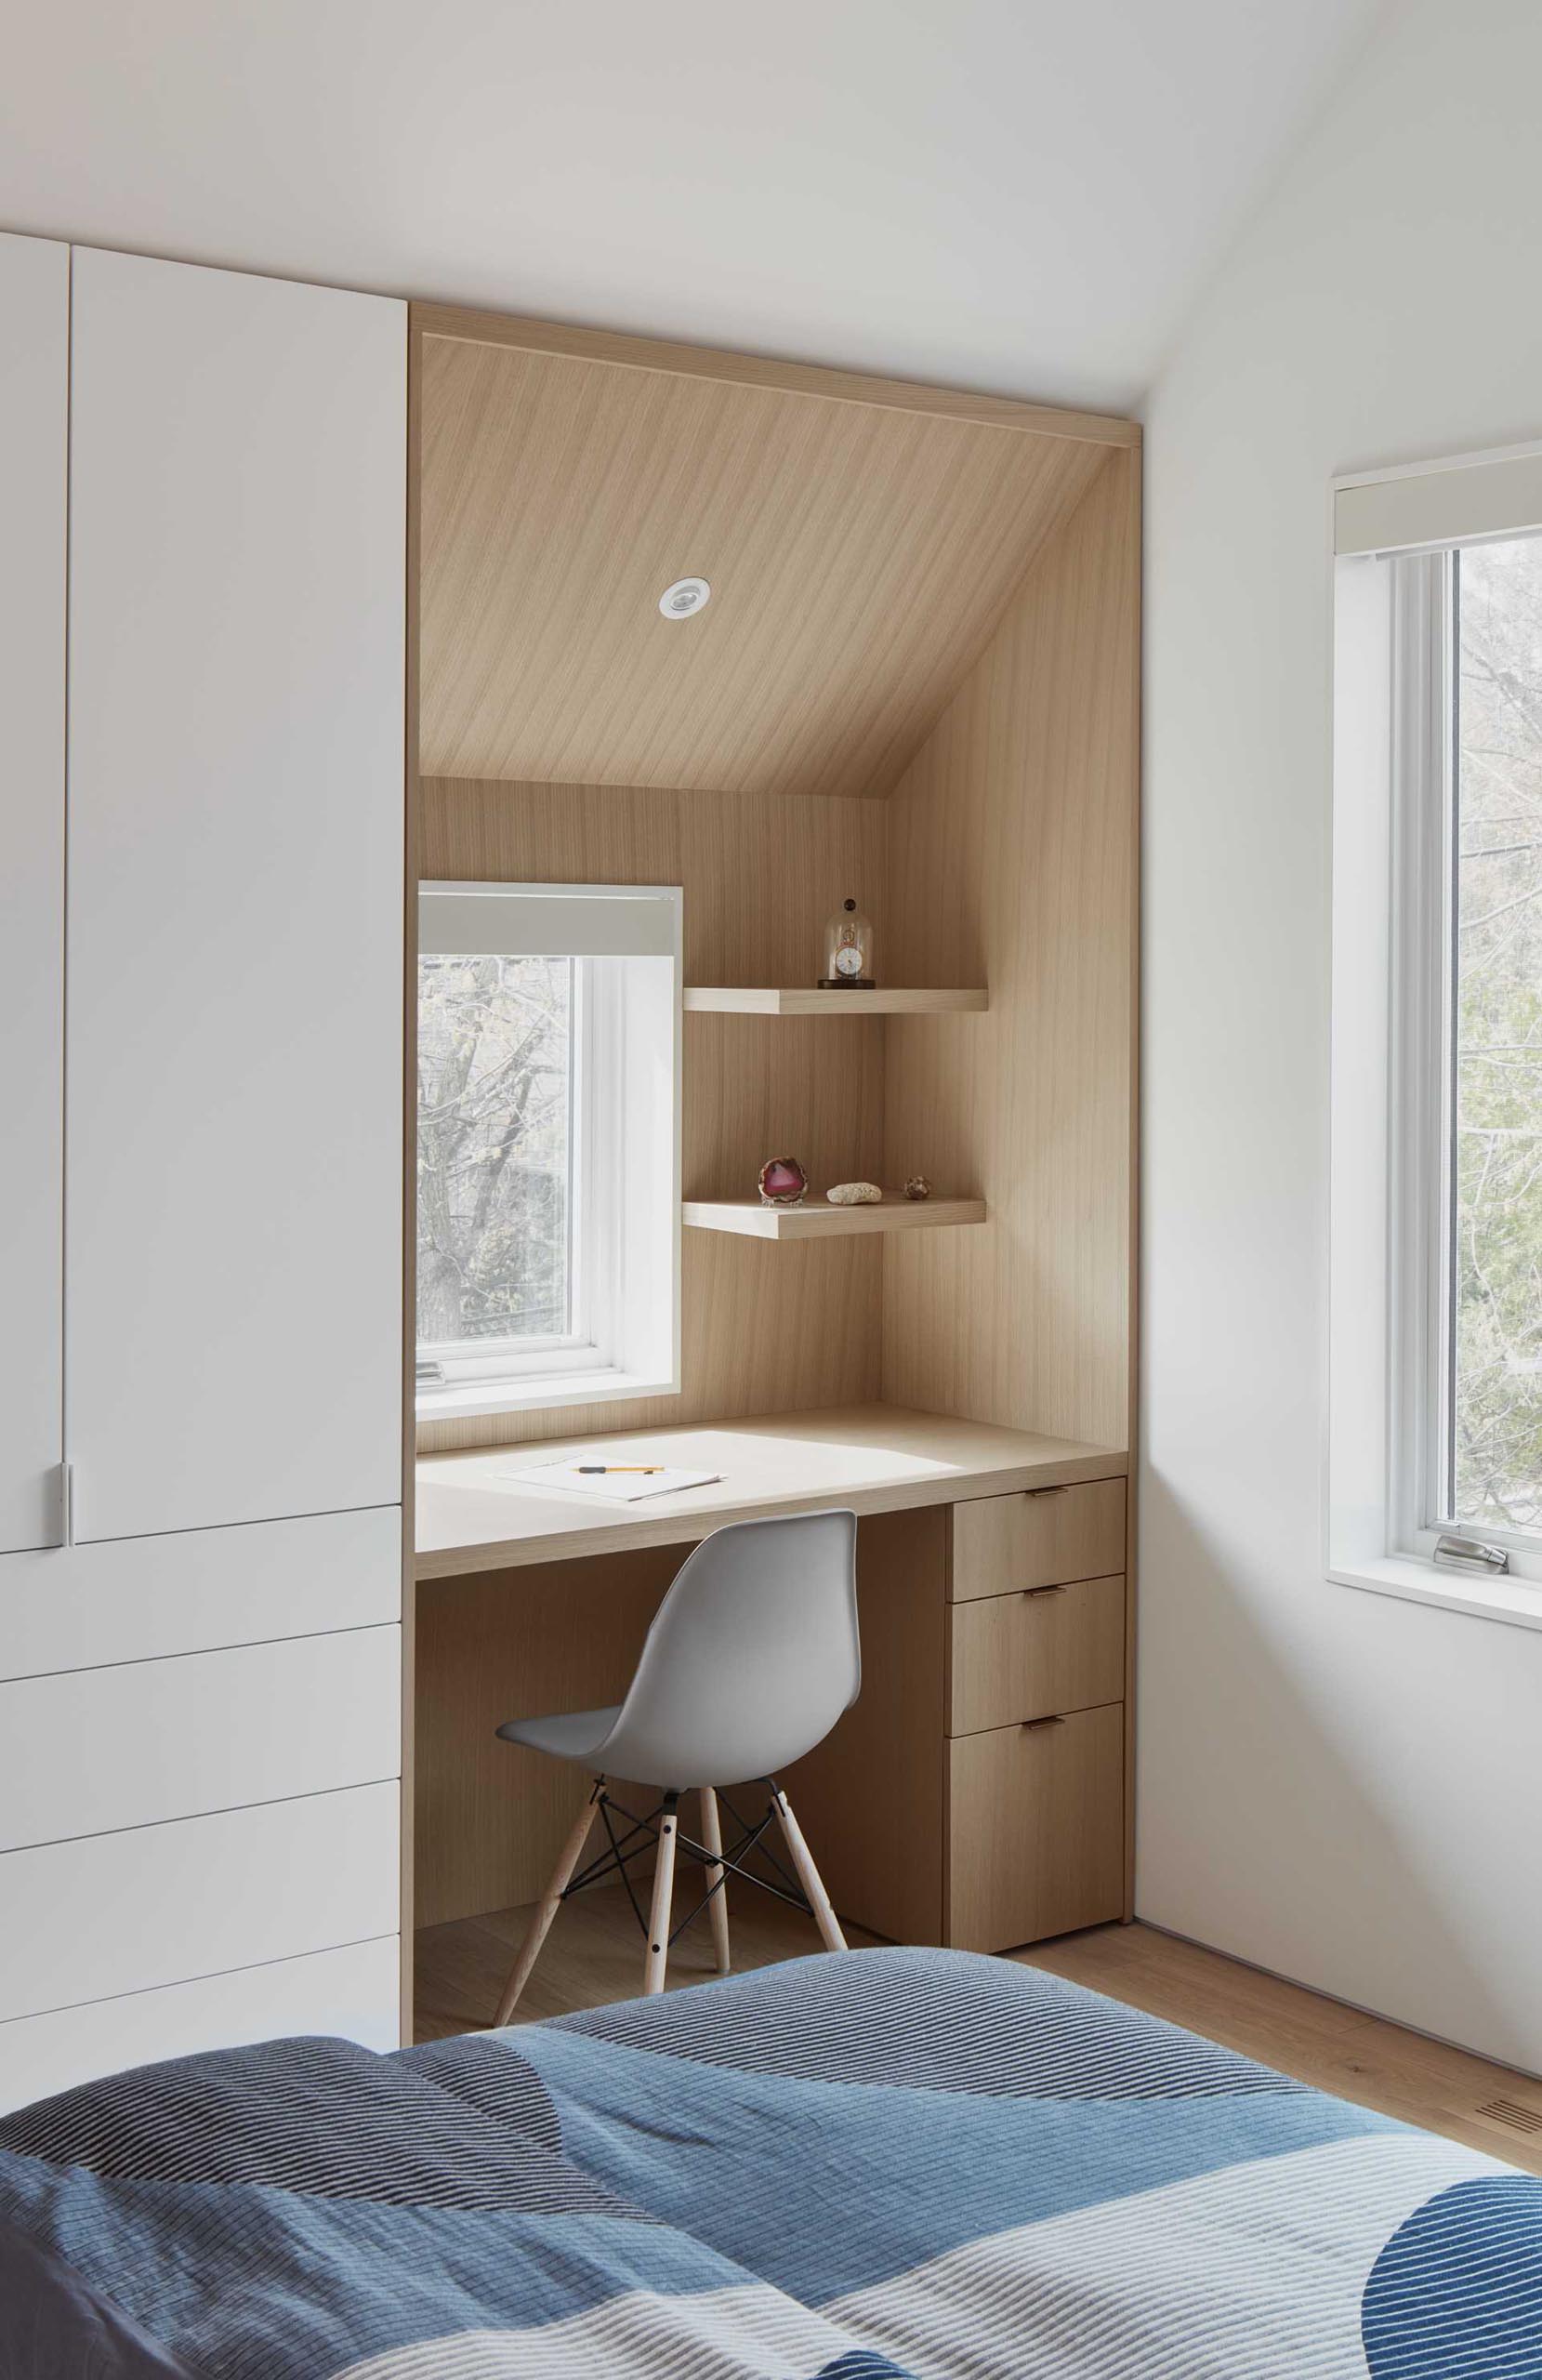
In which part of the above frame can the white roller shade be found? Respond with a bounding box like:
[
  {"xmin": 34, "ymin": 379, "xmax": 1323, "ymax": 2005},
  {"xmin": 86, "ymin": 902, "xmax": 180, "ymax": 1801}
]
[
  {"xmin": 1335, "ymin": 445, "xmax": 1542, "ymax": 558},
  {"xmin": 419, "ymin": 881, "xmax": 680, "ymax": 959}
]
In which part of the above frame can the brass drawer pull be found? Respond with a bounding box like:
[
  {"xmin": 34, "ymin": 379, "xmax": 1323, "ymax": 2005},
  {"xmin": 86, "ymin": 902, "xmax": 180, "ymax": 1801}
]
[
  {"xmin": 1021, "ymin": 1583, "xmax": 1066, "ymax": 1598},
  {"xmin": 1021, "ymin": 1714, "xmax": 1066, "ymax": 1730}
]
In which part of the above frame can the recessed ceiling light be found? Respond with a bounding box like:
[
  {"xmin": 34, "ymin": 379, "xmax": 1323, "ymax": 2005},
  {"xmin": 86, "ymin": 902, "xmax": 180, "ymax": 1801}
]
[{"xmin": 659, "ymin": 576, "xmax": 710, "ymax": 620}]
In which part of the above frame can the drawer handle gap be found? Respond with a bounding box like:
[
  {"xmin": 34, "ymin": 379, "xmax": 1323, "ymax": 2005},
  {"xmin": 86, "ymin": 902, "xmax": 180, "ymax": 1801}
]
[
  {"xmin": 1026, "ymin": 1485, "xmax": 1070, "ymax": 1499},
  {"xmin": 1022, "ymin": 1584, "xmax": 1066, "ymax": 1598},
  {"xmin": 1022, "ymin": 1714, "xmax": 1066, "ymax": 1730}
]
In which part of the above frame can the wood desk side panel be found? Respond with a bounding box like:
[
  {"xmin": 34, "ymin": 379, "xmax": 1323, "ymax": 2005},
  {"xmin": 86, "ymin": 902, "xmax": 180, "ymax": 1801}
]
[
  {"xmin": 777, "ymin": 1507, "xmax": 948, "ymax": 1946},
  {"xmin": 414, "ymin": 1549, "xmax": 679, "ymax": 1928},
  {"xmin": 880, "ymin": 451, "xmax": 1139, "ymax": 1452}
]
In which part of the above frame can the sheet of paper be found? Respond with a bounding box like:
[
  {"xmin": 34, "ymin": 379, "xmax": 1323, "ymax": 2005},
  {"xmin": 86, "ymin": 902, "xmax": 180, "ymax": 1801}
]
[{"xmin": 490, "ymin": 1459, "xmax": 723, "ymax": 1503}]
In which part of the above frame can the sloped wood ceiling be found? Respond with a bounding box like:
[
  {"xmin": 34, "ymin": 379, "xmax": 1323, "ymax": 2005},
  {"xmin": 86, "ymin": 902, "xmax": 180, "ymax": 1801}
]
[{"xmin": 417, "ymin": 326, "xmax": 1114, "ymax": 798}]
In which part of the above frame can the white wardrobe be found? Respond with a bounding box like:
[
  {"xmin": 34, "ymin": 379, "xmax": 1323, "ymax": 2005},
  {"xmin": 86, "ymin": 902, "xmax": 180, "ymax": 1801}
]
[{"xmin": 0, "ymin": 234, "xmax": 405, "ymax": 2109}]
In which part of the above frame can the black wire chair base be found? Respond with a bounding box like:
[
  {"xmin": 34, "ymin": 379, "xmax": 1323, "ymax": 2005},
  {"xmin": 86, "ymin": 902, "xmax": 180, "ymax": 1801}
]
[{"xmin": 560, "ymin": 1779, "xmax": 811, "ymax": 1947}]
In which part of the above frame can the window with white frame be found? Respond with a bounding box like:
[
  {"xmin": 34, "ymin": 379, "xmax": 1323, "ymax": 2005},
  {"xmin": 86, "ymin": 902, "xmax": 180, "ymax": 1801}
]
[
  {"xmin": 1331, "ymin": 452, "xmax": 1542, "ymax": 1607},
  {"xmin": 415, "ymin": 883, "xmax": 681, "ymax": 1419},
  {"xmin": 1390, "ymin": 538, "xmax": 1542, "ymax": 1563}
]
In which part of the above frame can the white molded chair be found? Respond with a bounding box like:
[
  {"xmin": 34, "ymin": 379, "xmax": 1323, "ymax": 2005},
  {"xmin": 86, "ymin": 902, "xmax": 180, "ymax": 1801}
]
[{"xmin": 492, "ymin": 1507, "xmax": 860, "ymax": 2018}]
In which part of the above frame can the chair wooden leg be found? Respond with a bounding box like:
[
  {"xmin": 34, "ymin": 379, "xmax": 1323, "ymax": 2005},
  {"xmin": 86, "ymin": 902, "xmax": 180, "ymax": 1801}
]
[
  {"xmin": 698, "ymin": 1787, "xmax": 731, "ymax": 1974},
  {"xmin": 493, "ymin": 1786, "xmax": 600, "ymax": 2026},
  {"xmin": 644, "ymin": 1792, "xmax": 680, "ymax": 1995},
  {"xmin": 771, "ymin": 1784, "xmax": 848, "ymax": 1952}
]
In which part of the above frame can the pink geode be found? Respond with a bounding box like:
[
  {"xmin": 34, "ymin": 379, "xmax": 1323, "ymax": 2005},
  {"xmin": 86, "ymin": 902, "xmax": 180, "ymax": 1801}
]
[{"xmin": 758, "ymin": 1157, "xmax": 808, "ymax": 1207}]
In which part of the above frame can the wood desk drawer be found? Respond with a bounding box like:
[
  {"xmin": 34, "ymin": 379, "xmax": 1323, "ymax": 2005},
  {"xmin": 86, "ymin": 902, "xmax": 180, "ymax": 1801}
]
[
  {"xmin": 950, "ymin": 1478, "xmax": 1126, "ymax": 1601},
  {"xmin": 948, "ymin": 1575, "xmax": 1124, "ymax": 1734},
  {"xmin": 0, "ymin": 1625, "xmax": 401, "ymax": 1854},
  {"xmin": 946, "ymin": 1702, "xmax": 1124, "ymax": 1952}
]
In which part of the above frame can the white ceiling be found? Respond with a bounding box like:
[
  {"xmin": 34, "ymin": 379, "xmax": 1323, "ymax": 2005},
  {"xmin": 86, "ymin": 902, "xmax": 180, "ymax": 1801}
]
[{"xmin": 0, "ymin": 0, "xmax": 1379, "ymax": 416}]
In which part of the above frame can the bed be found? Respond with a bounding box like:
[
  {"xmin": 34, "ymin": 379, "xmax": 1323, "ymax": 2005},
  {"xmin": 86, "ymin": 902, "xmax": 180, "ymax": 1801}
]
[{"xmin": 1, "ymin": 1947, "xmax": 1536, "ymax": 2378}]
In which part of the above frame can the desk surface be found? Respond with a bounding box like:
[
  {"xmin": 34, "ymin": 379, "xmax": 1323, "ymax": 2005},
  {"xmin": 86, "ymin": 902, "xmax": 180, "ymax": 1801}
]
[{"xmin": 415, "ymin": 1402, "xmax": 1126, "ymax": 1579}]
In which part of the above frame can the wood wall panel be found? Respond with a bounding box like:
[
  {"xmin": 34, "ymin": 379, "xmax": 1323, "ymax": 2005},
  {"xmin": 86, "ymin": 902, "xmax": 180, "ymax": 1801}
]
[
  {"xmin": 777, "ymin": 1507, "xmax": 948, "ymax": 1945},
  {"xmin": 414, "ymin": 1550, "xmax": 679, "ymax": 1928},
  {"xmin": 418, "ymin": 333, "xmax": 1106, "ymax": 798},
  {"xmin": 418, "ymin": 777, "xmax": 887, "ymax": 1451},
  {"xmin": 881, "ymin": 452, "xmax": 1140, "ymax": 1451},
  {"xmin": 415, "ymin": 1511, "xmax": 945, "ymax": 1939}
]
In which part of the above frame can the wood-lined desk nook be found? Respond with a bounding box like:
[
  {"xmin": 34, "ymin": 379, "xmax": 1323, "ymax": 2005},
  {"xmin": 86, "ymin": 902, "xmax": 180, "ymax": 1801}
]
[
  {"xmin": 414, "ymin": 1405, "xmax": 1133, "ymax": 1983},
  {"xmin": 405, "ymin": 299, "xmax": 1138, "ymax": 2036}
]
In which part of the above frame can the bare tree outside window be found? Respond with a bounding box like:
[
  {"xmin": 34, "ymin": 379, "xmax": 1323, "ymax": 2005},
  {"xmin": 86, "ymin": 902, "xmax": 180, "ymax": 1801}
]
[
  {"xmin": 1451, "ymin": 539, "xmax": 1542, "ymax": 1535},
  {"xmin": 416, "ymin": 953, "xmax": 573, "ymax": 1349}
]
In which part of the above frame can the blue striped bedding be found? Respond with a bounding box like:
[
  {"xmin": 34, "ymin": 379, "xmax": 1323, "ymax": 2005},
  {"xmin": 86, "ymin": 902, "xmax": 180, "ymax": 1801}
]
[{"xmin": 0, "ymin": 1947, "xmax": 1536, "ymax": 2376}]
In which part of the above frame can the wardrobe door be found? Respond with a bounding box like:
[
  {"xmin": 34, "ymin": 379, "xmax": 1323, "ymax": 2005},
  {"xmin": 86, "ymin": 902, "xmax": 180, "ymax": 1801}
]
[
  {"xmin": 66, "ymin": 250, "xmax": 406, "ymax": 1542},
  {"xmin": 0, "ymin": 233, "xmax": 67, "ymax": 1554}
]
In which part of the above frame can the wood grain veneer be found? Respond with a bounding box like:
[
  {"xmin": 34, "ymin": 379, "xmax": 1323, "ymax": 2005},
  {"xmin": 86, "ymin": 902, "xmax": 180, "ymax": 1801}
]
[
  {"xmin": 775, "ymin": 1507, "xmax": 948, "ymax": 1945},
  {"xmin": 417, "ymin": 328, "xmax": 1109, "ymax": 797},
  {"xmin": 416, "ymin": 1407, "xmax": 1126, "ymax": 1579},
  {"xmin": 945, "ymin": 1702, "xmax": 1125, "ymax": 1951},
  {"xmin": 407, "ymin": 312, "xmax": 1142, "ymax": 1959},
  {"xmin": 950, "ymin": 1478, "xmax": 1128, "ymax": 1602},
  {"xmin": 946, "ymin": 1574, "xmax": 1126, "ymax": 1735},
  {"xmin": 417, "ymin": 777, "xmax": 889, "ymax": 1451},
  {"xmin": 414, "ymin": 1546, "xmax": 679, "ymax": 1928},
  {"xmin": 880, "ymin": 450, "xmax": 1140, "ymax": 1454},
  {"xmin": 683, "ymin": 1195, "xmax": 985, "ymax": 1240}
]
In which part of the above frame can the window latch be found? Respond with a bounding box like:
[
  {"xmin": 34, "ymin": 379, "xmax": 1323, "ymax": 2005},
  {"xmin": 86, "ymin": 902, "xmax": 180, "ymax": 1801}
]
[
  {"xmin": 415, "ymin": 1359, "xmax": 446, "ymax": 1388},
  {"xmin": 1432, "ymin": 1532, "xmax": 1509, "ymax": 1576}
]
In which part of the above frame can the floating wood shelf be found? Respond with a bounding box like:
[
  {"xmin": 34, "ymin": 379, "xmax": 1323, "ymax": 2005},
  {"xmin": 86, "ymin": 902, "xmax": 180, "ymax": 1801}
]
[
  {"xmin": 683, "ymin": 1193, "xmax": 987, "ymax": 1240},
  {"xmin": 683, "ymin": 986, "xmax": 988, "ymax": 1016}
]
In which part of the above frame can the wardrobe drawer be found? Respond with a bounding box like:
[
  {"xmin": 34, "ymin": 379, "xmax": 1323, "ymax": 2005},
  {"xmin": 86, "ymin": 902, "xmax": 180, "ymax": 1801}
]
[
  {"xmin": 950, "ymin": 1478, "xmax": 1126, "ymax": 1602},
  {"xmin": 948, "ymin": 1574, "xmax": 1125, "ymax": 1735},
  {"xmin": 0, "ymin": 1625, "xmax": 400, "ymax": 1853},
  {"xmin": 0, "ymin": 1780, "xmax": 399, "ymax": 2024},
  {"xmin": 0, "ymin": 1935, "xmax": 401, "ymax": 2114},
  {"xmin": 946, "ymin": 1702, "xmax": 1123, "ymax": 1952},
  {"xmin": 0, "ymin": 1504, "xmax": 402, "ymax": 1683}
]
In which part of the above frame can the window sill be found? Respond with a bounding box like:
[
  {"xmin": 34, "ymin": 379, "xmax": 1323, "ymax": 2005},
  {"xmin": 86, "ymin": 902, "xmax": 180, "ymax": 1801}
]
[
  {"xmin": 416, "ymin": 1366, "xmax": 678, "ymax": 1425},
  {"xmin": 1329, "ymin": 1553, "xmax": 1542, "ymax": 1634}
]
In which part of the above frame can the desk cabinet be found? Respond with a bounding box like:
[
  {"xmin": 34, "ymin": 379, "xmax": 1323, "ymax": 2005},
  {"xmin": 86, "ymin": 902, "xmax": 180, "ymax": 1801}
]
[{"xmin": 785, "ymin": 1486, "xmax": 1127, "ymax": 1952}]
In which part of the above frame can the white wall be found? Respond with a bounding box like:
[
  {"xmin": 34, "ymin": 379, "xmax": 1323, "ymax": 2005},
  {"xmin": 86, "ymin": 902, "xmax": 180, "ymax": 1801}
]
[{"xmin": 1140, "ymin": 0, "xmax": 1542, "ymax": 2072}]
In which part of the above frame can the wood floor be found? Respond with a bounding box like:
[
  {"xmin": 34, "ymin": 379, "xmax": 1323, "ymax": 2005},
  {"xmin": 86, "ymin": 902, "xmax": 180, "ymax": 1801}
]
[{"xmin": 415, "ymin": 1888, "xmax": 1542, "ymax": 2176}]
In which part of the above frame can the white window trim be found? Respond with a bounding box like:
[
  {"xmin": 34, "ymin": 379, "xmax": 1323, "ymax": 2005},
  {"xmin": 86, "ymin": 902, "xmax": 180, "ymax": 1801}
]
[
  {"xmin": 1386, "ymin": 549, "xmax": 1457, "ymax": 1570},
  {"xmin": 415, "ymin": 884, "xmax": 682, "ymax": 1421},
  {"xmin": 1328, "ymin": 443, "xmax": 1542, "ymax": 1631}
]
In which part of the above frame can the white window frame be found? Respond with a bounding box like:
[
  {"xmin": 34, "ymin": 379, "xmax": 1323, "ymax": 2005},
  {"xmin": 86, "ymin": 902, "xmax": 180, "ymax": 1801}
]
[
  {"xmin": 1329, "ymin": 443, "xmax": 1542, "ymax": 1630},
  {"xmin": 1386, "ymin": 549, "xmax": 1459, "ymax": 1572},
  {"xmin": 415, "ymin": 883, "xmax": 682, "ymax": 1421},
  {"xmin": 1389, "ymin": 546, "xmax": 1542, "ymax": 1583}
]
